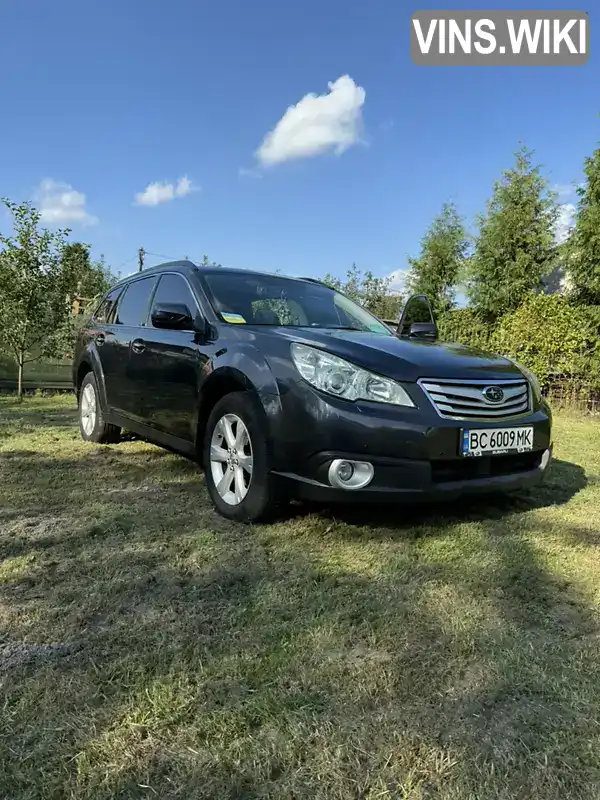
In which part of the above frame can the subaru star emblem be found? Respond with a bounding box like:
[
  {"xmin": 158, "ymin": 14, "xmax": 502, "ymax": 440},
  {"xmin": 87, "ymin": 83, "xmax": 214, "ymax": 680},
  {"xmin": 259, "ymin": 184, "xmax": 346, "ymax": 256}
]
[{"xmin": 483, "ymin": 386, "xmax": 505, "ymax": 404}]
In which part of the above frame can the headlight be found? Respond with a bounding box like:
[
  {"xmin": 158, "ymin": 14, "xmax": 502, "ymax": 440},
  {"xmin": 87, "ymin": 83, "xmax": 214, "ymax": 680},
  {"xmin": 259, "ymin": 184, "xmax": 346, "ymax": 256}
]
[
  {"xmin": 506, "ymin": 357, "xmax": 542, "ymax": 401},
  {"xmin": 291, "ymin": 343, "xmax": 415, "ymax": 406}
]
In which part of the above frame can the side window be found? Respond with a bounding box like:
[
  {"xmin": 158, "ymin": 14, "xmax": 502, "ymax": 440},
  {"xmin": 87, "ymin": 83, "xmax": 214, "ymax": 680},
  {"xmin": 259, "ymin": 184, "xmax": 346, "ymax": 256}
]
[
  {"xmin": 150, "ymin": 274, "xmax": 199, "ymax": 326},
  {"xmin": 115, "ymin": 277, "xmax": 157, "ymax": 327},
  {"xmin": 93, "ymin": 287, "xmax": 123, "ymax": 324}
]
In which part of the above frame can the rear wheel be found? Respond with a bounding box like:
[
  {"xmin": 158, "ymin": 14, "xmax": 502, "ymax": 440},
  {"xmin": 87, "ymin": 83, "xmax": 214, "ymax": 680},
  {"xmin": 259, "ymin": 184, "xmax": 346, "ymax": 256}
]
[
  {"xmin": 78, "ymin": 372, "xmax": 121, "ymax": 444},
  {"xmin": 202, "ymin": 391, "xmax": 285, "ymax": 522}
]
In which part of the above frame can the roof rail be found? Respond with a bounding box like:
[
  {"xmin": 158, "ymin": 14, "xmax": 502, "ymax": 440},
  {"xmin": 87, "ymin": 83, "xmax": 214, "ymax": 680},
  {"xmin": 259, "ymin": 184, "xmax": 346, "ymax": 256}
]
[
  {"xmin": 150, "ymin": 259, "xmax": 197, "ymax": 270},
  {"xmin": 299, "ymin": 276, "xmax": 326, "ymax": 284}
]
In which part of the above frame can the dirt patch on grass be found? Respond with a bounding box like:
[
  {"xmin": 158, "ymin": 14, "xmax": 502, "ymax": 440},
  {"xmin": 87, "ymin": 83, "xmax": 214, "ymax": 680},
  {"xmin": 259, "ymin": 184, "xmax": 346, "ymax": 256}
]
[{"xmin": 0, "ymin": 640, "xmax": 83, "ymax": 671}]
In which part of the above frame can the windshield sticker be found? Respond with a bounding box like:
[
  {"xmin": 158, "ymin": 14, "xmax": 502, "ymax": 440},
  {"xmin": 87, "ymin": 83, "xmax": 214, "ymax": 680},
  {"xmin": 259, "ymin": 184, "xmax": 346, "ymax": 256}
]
[{"xmin": 222, "ymin": 313, "xmax": 247, "ymax": 324}]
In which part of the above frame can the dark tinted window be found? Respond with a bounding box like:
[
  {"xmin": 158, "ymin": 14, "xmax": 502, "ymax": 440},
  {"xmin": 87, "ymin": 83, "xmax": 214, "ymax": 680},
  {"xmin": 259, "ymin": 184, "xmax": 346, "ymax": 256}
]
[
  {"xmin": 115, "ymin": 277, "xmax": 157, "ymax": 327},
  {"xmin": 202, "ymin": 272, "xmax": 391, "ymax": 334},
  {"xmin": 93, "ymin": 287, "xmax": 123, "ymax": 324},
  {"xmin": 150, "ymin": 274, "xmax": 198, "ymax": 325}
]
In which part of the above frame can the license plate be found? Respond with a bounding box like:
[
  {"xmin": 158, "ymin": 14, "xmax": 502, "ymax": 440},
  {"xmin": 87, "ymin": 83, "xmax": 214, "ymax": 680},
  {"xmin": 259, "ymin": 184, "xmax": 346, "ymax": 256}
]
[{"xmin": 461, "ymin": 426, "xmax": 534, "ymax": 457}]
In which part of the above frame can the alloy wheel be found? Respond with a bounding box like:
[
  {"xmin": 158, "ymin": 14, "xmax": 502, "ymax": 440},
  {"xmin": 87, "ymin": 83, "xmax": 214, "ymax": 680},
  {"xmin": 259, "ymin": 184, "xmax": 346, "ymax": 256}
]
[
  {"xmin": 209, "ymin": 413, "xmax": 254, "ymax": 505},
  {"xmin": 80, "ymin": 384, "xmax": 97, "ymax": 436}
]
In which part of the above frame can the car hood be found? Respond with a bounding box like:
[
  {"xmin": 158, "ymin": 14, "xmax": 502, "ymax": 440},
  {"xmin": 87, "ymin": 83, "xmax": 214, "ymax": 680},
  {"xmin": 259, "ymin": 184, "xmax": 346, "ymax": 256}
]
[{"xmin": 268, "ymin": 327, "xmax": 523, "ymax": 382}]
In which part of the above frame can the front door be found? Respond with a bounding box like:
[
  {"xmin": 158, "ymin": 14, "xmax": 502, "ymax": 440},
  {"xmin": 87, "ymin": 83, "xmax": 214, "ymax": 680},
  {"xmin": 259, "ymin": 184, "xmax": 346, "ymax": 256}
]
[{"xmin": 128, "ymin": 272, "xmax": 210, "ymax": 442}]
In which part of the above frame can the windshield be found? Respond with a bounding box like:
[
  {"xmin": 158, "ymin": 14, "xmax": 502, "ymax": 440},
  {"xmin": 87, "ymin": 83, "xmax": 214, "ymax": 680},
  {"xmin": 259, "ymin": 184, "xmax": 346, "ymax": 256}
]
[{"xmin": 201, "ymin": 272, "xmax": 393, "ymax": 335}]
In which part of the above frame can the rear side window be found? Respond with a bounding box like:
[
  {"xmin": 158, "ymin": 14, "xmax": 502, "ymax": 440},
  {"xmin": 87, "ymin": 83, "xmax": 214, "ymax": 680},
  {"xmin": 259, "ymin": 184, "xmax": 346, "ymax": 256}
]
[
  {"xmin": 93, "ymin": 287, "xmax": 123, "ymax": 324},
  {"xmin": 150, "ymin": 274, "xmax": 199, "ymax": 323},
  {"xmin": 115, "ymin": 277, "xmax": 157, "ymax": 327}
]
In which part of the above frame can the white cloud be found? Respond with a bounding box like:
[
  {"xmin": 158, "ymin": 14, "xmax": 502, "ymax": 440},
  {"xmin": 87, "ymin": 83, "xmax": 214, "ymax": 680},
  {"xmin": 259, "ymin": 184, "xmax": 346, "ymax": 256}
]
[
  {"xmin": 386, "ymin": 269, "xmax": 409, "ymax": 294},
  {"xmin": 255, "ymin": 75, "xmax": 366, "ymax": 167},
  {"xmin": 555, "ymin": 202, "xmax": 576, "ymax": 244},
  {"xmin": 135, "ymin": 175, "xmax": 197, "ymax": 206},
  {"xmin": 35, "ymin": 179, "xmax": 97, "ymax": 226}
]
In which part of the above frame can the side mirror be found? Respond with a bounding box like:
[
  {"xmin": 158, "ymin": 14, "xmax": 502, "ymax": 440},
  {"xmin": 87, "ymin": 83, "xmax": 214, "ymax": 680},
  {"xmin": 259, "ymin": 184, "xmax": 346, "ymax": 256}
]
[
  {"xmin": 397, "ymin": 294, "xmax": 437, "ymax": 341},
  {"xmin": 408, "ymin": 321, "xmax": 438, "ymax": 340},
  {"xmin": 151, "ymin": 302, "xmax": 194, "ymax": 331}
]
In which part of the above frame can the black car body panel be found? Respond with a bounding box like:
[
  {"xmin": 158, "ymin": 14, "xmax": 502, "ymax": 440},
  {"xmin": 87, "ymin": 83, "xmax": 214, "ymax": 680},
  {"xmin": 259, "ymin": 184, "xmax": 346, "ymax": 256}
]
[
  {"xmin": 264, "ymin": 326, "xmax": 521, "ymax": 382},
  {"xmin": 74, "ymin": 262, "xmax": 553, "ymax": 510}
]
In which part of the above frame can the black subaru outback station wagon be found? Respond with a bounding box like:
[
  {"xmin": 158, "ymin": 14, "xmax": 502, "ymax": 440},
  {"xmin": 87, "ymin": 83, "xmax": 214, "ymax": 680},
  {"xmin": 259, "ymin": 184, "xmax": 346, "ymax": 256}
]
[{"xmin": 73, "ymin": 261, "xmax": 553, "ymax": 522}]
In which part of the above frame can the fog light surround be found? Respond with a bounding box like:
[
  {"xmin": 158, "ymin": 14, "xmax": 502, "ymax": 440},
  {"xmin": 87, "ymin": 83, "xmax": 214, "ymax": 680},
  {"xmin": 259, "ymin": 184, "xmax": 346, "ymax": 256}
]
[{"xmin": 328, "ymin": 459, "xmax": 374, "ymax": 490}]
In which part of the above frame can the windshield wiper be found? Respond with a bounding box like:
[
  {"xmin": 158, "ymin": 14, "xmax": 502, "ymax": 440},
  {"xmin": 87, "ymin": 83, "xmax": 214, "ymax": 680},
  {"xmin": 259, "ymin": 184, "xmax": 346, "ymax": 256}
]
[{"xmin": 322, "ymin": 325, "xmax": 364, "ymax": 331}]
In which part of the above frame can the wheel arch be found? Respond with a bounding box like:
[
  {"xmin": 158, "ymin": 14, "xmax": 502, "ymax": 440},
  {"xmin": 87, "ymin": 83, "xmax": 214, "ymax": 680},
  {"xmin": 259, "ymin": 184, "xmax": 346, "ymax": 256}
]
[
  {"xmin": 74, "ymin": 349, "xmax": 109, "ymax": 410},
  {"xmin": 195, "ymin": 366, "xmax": 277, "ymax": 460},
  {"xmin": 76, "ymin": 360, "xmax": 93, "ymax": 398}
]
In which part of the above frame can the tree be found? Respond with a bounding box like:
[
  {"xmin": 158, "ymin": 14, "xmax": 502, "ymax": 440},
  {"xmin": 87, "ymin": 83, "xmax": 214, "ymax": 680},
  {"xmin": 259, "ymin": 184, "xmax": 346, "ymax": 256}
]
[
  {"xmin": 61, "ymin": 242, "xmax": 115, "ymax": 305},
  {"xmin": 467, "ymin": 147, "xmax": 558, "ymax": 319},
  {"xmin": 322, "ymin": 263, "xmax": 403, "ymax": 321},
  {"xmin": 0, "ymin": 199, "xmax": 78, "ymax": 398},
  {"xmin": 48, "ymin": 243, "xmax": 117, "ymax": 358},
  {"xmin": 565, "ymin": 145, "xmax": 600, "ymax": 304},
  {"xmin": 406, "ymin": 202, "xmax": 468, "ymax": 316}
]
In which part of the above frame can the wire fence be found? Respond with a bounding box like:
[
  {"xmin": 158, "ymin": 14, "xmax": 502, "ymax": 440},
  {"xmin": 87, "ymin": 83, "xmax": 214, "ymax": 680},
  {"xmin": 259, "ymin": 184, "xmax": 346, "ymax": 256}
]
[{"xmin": 545, "ymin": 381, "xmax": 600, "ymax": 415}]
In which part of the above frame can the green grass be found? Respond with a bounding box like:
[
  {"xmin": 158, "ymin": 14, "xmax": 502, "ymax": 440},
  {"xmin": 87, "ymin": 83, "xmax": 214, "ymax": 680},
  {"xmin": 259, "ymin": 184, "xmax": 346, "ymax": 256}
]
[{"xmin": 1, "ymin": 394, "xmax": 600, "ymax": 799}]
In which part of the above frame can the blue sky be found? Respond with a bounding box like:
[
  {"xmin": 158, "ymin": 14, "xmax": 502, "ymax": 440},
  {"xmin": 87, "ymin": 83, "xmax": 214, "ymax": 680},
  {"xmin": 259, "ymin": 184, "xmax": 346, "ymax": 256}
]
[{"xmin": 0, "ymin": 0, "xmax": 597, "ymax": 292}]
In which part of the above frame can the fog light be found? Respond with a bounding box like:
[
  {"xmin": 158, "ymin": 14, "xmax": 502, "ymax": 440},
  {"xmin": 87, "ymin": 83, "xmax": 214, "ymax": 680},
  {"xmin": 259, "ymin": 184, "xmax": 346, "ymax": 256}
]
[
  {"xmin": 337, "ymin": 461, "xmax": 354, "ymax": 482},
  {"xmin": 328, "ymin": 459, "xmax": 374, "ymax": 490},
  {"xmin": 541, "ymin": 448, "xmax": 552, "ymax": 470}
]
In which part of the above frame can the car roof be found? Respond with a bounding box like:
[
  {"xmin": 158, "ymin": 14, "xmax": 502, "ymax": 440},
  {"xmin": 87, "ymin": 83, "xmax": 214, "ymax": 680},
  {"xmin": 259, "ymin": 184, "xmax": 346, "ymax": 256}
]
[{"xmin": 113, "ymin": 261, "xmax": 328, "ymax": 289}]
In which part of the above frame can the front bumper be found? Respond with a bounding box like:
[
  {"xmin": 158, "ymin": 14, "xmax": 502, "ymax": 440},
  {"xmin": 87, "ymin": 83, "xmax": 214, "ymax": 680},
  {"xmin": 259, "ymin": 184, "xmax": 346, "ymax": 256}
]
[
  {"xmin": 268, "ymin": 379, "xmax": 553, "ymax": 504},
  {"xmin": 275, "ymin": 446, "xmax": 552, "ymax": 503}
]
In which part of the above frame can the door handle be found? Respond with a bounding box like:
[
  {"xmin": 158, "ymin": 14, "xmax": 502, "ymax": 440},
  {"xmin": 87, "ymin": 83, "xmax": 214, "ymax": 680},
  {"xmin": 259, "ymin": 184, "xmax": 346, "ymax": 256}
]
[
  {"xmin": 95, "ymin": 333, "xmax": 105, "ymax": 346},
  {"xmin": 131, "ymin": 339, "xmax": 146, "ymax": 354}
]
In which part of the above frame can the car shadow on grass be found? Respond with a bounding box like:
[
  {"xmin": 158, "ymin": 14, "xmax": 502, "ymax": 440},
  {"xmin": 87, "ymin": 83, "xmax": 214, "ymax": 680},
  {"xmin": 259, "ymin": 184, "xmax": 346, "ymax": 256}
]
[{"xmin": 300, "ymin": 458, "xmax": 588, "ymax": 535}]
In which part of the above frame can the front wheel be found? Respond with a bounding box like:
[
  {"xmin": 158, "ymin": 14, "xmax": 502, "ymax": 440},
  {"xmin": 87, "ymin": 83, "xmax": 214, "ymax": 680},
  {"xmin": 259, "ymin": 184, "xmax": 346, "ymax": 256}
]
[
  {"xmin": 202, "ymin": 391, "xmax": 285, "ymax": 522},
  {"xmin": 78, "ymin": 372, "xmax": 121, "ymax": 444}
]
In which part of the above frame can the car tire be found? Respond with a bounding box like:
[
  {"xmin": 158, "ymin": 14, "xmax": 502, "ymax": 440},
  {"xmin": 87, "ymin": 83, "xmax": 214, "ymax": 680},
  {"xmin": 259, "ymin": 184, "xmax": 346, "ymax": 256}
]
[
  {"xmin": 203, "ymin": 391, "xmax": 285, "ymax": 522},
  {"xmin": 78, "ymin": 372, "xmax": 121, "ymax": 444}
]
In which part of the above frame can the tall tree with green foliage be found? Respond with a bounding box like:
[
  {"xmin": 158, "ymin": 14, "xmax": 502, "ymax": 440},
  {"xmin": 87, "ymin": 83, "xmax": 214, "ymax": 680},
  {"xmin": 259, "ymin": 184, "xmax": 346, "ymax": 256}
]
[
  {"xmin": 0, "ymin": 199, "xmax": 78, "ymax": 398},
  {"xmin": 565, "ymin": 145, "xmax": 600, "ymax": 304},
  {"xmin": 467, "ymin": 147, "xmax": 558, "ymax": 319},
  {"xmin": 50, "ymin": 242, "xmax": 117, "ymax": 358},
  {"xmin": 406, "ymin": 202, "xmax": 468, "ymax": 316},
  {"xmin": 61, "ymin": 242, "xmax": 115, "ymax": 303}
]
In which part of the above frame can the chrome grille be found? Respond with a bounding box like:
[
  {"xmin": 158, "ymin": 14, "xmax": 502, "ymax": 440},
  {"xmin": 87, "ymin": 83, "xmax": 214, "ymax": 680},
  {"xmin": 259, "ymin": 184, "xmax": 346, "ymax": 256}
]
[{"xmin": 419, "ymin": 379, "xmax": 530, "ymax": 420}]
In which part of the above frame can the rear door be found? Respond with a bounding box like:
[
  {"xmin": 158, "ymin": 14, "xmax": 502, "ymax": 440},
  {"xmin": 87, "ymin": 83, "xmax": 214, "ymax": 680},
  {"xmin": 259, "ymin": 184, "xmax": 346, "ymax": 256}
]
[
  {"xmin": 88, "ymin": 285, "xmax": 126, "ymax": 409},
  {"xmin": 129, "ymin": 272, "xmax": 210, "ymax": 442},
  {"xmin": 108, "ymin": 275, "xmax": 158, "ymax": 418}
]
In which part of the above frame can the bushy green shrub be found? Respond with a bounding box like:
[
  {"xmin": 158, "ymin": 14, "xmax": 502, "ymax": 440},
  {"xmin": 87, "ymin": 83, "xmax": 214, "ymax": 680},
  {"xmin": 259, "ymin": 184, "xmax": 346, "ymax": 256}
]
[
  {"xmin": 438, "ymin": 296, "xmax": 600, "ymax": 394},
  {"xmin": 438, "ymin": 308, "xmax": 494, "ymax": 352},
  {"xmin": 490, "ymin": 293, "xmax": 600, "ymax": 390}
]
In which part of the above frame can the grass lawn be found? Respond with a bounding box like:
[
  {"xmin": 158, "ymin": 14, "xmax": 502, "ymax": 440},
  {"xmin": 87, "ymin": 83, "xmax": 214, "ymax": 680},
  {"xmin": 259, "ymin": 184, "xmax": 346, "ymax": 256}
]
[{"xmin": 1, "ymin": 394, "xmax": 600, "ymax": 799}]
